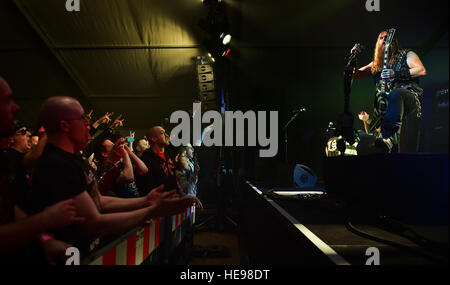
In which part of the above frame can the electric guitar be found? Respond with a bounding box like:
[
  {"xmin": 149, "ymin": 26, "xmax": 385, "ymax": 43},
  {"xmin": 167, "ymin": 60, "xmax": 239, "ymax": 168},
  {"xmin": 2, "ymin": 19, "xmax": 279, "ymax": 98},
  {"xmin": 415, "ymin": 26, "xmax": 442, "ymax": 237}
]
[{"xmin": 367, "ymin": 28, "xmax": 396, "ymax": 134}]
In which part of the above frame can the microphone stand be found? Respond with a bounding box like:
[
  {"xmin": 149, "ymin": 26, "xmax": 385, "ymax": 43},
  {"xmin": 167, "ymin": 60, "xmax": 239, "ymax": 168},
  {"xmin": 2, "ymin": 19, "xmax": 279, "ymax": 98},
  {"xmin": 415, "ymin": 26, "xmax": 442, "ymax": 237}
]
[
  {"xmin": 338, "ymin": 49, "xmax": 361, "ymax": 146},
  {"xmin": 282, "ymin": 108, "xmax": 306, "ymax": 163}
]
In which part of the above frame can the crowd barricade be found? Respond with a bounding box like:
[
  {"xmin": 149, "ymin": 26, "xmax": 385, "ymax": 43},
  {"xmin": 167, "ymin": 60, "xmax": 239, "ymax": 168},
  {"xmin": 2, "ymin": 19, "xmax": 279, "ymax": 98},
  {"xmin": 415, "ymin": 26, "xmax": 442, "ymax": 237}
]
[{"xmin": 81, "ymin": 206, "xmax": 196, "ymax": 265}]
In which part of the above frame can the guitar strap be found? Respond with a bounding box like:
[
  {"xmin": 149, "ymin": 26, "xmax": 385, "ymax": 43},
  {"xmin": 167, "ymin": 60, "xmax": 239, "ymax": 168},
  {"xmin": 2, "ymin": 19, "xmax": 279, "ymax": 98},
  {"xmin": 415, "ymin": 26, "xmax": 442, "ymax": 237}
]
[
  {"xmin": 367, "ymin": 50, "xmax": 408, "ymax": 134},
  {"xmin": 392, "ymin": 49, "xmax": 408, "ymax": 73}
]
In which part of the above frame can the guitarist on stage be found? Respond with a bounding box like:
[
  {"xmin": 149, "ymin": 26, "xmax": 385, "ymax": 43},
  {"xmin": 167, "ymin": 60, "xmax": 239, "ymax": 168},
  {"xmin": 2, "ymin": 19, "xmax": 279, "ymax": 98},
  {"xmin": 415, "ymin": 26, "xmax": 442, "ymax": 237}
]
[{"xmin": 351, "ymin": 29, "xmax": 427, "ymax": 153}]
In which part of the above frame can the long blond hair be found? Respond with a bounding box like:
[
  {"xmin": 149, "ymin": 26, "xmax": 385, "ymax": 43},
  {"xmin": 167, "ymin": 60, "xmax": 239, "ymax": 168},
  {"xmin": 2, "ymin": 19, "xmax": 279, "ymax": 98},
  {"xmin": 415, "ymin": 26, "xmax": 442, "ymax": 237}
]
[{"xmin": 371, "ymin": 29, "xmax": 401, "ymax": 75}]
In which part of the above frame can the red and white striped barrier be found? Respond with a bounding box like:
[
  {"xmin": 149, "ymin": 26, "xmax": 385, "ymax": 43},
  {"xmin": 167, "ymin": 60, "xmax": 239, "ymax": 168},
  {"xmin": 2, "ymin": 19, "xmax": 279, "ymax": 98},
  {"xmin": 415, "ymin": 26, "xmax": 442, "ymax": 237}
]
[{"xmin": 88, "ymin": 206, "xmax": 195, "ymax": 265}]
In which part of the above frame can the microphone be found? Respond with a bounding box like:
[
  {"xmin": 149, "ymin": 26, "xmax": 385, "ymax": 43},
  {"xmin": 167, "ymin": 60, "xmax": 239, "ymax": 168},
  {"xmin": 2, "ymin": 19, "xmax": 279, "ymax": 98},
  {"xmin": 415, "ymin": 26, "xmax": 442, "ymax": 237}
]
[
  {"xmin": 351, "ymin": 43, "xmax": 365, "ymax": 55},
  {"xmin": 345, "ymin": 43, "xmax": 365, "ymax": 60},
  {"xmin": 292, "ymin": 107, "xmax": 307, "ymax": 114}
]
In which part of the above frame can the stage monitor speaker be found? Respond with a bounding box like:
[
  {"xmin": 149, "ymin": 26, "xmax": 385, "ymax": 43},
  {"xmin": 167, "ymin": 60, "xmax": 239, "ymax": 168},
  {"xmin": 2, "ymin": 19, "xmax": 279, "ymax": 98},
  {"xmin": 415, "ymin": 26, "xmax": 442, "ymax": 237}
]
[
  {"xmin": 293, "ymin": 164, "xmax": 317, "ymax": 188},
  {"xmin": 197, "ymin": 64, "xmax": 213, "ymax": 74},
  {"xmin": 200, "ymin": 92, "xmax": 216, "ymax": 101},
  {"xmin": 199, "ymin": 82, "xmax": 214, "ymax": 92},
  {"xmin": 198, "ymin": 73, "xmax": 214, "ymax": 82}
]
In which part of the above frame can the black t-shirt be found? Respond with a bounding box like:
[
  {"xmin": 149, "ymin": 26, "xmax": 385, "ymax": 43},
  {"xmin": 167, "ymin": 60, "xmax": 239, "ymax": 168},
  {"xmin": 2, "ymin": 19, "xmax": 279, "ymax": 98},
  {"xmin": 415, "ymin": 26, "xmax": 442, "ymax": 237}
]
[
  {"xmin": 0, "ymin": 149, "xmax": 45, "ymax": 264},
  {"xmin": 2, "ymin": 148, "xmax": 24, "ymax": 180},
  {"xmin": 138, "ymin": 149, "xmax": 177, "ymax": 196},
  {"xmin": 2, "ymin": 148, "xmax": 32, "ymax": 212},
  {"xmin": 31, "ymin": 143, "xmax": 93, "ymax": 253},
  {"xmin": 0, "ymin": 149, "xmax": 14, "ymax": 225}
]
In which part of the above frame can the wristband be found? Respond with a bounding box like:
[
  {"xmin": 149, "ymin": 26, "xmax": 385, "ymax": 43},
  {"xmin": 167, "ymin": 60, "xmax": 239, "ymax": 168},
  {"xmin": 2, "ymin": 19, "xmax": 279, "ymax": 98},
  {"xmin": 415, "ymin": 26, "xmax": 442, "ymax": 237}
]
[
  {"xmin": 395, "ymin": 69, "xmax": 412, "ymax": 81},
  {"xmin": 40, "ymin": 234, "xmax": 54, "ymax": 244}
]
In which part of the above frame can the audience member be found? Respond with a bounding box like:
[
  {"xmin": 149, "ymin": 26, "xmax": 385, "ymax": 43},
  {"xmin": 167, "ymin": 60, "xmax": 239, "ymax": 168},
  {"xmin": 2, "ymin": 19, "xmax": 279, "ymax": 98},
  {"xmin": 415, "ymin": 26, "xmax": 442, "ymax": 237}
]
[
  {"xmin": 1, "ymin": 76, "xmax": 201, "ymax": 264},
  {"xmin": 139, "ymin": 126, "xmax": 178, "ymax": 196},
  {"xmin": 94, "ymin": 137, "xmax": 147, "ymax": 198},
  {"xmin": 175, "ymin": 146, "xmax": 203, "ymax": 211},
  {"xmin": 0, "ymin": 77, "xmax": 85, "ymax": 264},
  {"xmin": 3, "ymin": 123, "xmax": 32, "ymax": 211},
  {"xmin": 134, "ymin": 138, "xmax": 150, "ymax": 158}
]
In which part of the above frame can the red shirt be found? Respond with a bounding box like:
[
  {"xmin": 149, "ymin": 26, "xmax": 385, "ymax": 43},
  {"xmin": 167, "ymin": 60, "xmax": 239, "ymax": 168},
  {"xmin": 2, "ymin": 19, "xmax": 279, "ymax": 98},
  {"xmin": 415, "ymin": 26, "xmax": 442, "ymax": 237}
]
[{"xmin": 155, "ymin": 151, "xmax": 166, "ymax": 161}]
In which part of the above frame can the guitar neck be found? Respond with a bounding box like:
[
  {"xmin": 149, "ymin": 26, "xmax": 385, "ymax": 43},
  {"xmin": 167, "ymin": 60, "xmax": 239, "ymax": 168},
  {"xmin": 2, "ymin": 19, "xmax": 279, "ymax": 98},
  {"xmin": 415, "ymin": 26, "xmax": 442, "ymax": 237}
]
[
  {"xmin": 380, "ymin": 28, "xmax": 396, "ymax": 92},
  {"xmin": 380, "ymin": 46, "xmax": 389, "ymax": 92}
]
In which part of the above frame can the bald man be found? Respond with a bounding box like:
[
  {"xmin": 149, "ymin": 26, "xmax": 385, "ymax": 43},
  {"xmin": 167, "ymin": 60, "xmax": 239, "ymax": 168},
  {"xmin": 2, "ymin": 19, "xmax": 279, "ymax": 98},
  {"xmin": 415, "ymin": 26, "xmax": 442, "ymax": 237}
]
[
  {"xmin": 32, "ymin": 97, "xmax": 194, "ymax": 254},
  {"xmin": 138, "ymin": 126, "xmax": 178, "ymax": 196},
  {"xmin": 1, "ymin": 78, "xmax": 84, "ymax": 263}
]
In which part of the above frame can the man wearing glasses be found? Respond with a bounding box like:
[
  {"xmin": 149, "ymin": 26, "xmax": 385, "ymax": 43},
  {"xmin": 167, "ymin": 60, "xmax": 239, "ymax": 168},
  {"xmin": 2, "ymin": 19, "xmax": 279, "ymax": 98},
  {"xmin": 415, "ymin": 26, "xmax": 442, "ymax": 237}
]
[
  {"xmin": 0, "ymin": 78, "xmax": 85, "ymax": 264},
  {"xmin": 10, "ymin": 124, "xmax": 32, "ymax": 153},
  {"xmin": 2, "ymin": 123, "xmax": 33, "ymax": 211}
]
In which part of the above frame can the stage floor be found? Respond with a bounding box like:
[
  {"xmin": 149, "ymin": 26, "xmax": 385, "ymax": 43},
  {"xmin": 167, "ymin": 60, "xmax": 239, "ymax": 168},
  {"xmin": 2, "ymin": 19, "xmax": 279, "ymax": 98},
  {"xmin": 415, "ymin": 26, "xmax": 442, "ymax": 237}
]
[{"xmin": 243, "ymin": 182, "xmax": 449, "ymax": 265}]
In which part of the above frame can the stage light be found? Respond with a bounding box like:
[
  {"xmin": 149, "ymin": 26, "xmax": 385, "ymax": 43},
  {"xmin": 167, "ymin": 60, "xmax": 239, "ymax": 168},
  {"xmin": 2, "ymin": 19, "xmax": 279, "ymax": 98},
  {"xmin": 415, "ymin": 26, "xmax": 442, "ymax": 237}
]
[
  {"xmin": 221, "ymin": 48, "xmax": 231, "ymax": 57},
  {"xmin": 206, "ymin": 53, "xmax": 215, "ymax": 62},
  {"xmin": 221, "ymin": 33, "xmax": 232, "ymax": 45}
]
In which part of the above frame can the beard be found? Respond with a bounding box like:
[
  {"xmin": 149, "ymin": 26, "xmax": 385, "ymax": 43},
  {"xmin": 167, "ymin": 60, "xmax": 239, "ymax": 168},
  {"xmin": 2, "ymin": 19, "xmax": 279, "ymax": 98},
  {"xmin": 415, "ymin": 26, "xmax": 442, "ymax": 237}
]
[{"xmin": 372, "ymin": 42, "xmax": 385, "ymax": 74}]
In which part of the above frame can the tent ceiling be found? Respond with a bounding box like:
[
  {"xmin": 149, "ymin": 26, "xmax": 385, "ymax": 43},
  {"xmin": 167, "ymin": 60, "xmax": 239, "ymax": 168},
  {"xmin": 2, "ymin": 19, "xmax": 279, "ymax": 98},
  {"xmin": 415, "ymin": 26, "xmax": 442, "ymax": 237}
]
[
  {"xmin": 237, "ymin": 0, "xmax": 448, "ymax": 48},
  {"xmin": 11, "ymin": 0, "xmax": 213, "ymax": 129}
]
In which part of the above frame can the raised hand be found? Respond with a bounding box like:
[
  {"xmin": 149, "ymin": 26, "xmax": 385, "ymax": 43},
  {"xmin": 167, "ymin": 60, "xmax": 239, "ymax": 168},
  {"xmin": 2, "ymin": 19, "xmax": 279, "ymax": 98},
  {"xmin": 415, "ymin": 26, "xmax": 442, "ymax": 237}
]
[
  {"xmin": 99, "ymin": 112, "xmax": 114, "ymax": 124},
  {"xmin": 146, "ymin": 185, "xmax": 180, "ymax": 205},
  {"xmin": 358, "ymin": 111, "xmax": 370, "ymax": 122},
  {"xmin": 123, "ymin": 144, "xmax": 132, "ymax": 154},
  {"xmin": 358, "ymin": 111, "xmax": 371, "ymax": 134},
  {"xmin": 148, "ymin": 191, "xmax": 195, "ymax": 218},
  {"xmin": 86, "ymin": 109, "xmax": 94, "ymax": 120},
  {"xmin": 91, "ymin": 111, "xmax": 114, "ymax": 128},
  {"xmin": 107, "ymin": 138, "xmax": 126, "ymax": 164},
  {"xmin": 194, "ymin": 197, "xmax": 204, "ymax": 211},
  {"xmin": 88, "ymin": 152, "xmax": 97, "ymax": 171},
  {"xmin": 43, "ymin": 199, "xmax": 85, "ymax": 229},
  {"xmin": 110, "ymin": 114, "xmax": 124, "ymax": 129}
]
